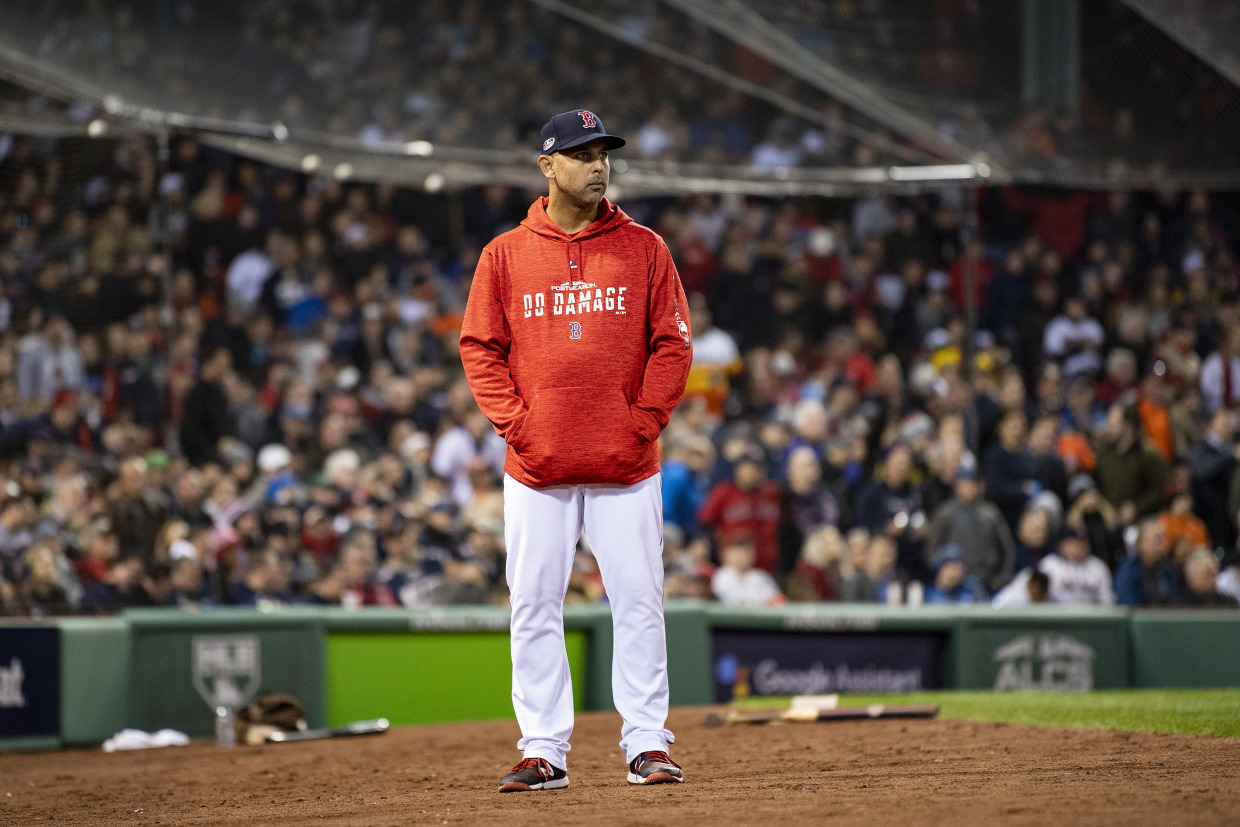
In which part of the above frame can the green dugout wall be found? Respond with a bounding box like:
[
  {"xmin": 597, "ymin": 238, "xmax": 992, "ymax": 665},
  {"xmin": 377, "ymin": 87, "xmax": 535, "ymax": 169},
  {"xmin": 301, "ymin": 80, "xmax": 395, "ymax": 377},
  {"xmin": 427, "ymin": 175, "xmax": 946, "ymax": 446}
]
[
  {"xmin": 1129, "ymin": 611, "xmax": 1240, "ymax": 687},
  {"xmin": 2, "ymin": 604, "xmax": 1238, "ymax": 748}
]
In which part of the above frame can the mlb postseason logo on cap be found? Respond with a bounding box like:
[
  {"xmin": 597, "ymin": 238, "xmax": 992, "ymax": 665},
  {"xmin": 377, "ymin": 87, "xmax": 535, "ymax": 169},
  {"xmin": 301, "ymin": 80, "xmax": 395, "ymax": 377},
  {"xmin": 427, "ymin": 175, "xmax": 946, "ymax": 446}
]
[{"xmin": 543, "ymin": 137, "xmax": 556, "ymax": 151}]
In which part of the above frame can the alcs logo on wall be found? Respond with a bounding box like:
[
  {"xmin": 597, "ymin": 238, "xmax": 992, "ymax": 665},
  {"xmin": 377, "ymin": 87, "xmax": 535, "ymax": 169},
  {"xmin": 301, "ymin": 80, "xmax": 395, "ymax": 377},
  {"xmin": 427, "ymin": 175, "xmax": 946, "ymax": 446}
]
[
  {"xmin": 192, "ymin": 635, "xmax": 261, "ymax": 708},
  {"xmin": 0, "ymin": 657, "xmax": 25, "ymax": 709},
  {"xmin": 993, "ymin": 634, "xmax": 1095, "ymax": 691}
]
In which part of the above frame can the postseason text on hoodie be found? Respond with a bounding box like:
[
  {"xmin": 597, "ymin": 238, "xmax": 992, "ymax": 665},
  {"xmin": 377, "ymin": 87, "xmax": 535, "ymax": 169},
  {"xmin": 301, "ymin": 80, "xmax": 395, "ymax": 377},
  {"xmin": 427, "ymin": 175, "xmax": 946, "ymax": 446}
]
[{"xmin": 460, "ymin": 197, "xmax": 692, "ymax": 488}]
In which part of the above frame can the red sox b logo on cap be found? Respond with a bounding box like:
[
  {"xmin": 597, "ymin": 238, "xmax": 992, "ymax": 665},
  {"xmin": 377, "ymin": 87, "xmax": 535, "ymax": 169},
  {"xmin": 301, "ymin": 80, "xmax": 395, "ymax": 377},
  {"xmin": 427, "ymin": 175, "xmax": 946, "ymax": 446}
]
[{"xmin": 539, "ymin": 109, "xmax": 625, "ymax": 155}]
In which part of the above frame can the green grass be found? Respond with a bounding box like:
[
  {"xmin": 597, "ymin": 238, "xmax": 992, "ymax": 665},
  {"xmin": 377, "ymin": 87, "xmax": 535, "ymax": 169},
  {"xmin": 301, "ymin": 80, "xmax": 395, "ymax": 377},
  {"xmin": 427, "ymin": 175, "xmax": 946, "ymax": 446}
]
[{"xmin": 735, "ymin": 690, "xmax": 1240, "ymax": 738}]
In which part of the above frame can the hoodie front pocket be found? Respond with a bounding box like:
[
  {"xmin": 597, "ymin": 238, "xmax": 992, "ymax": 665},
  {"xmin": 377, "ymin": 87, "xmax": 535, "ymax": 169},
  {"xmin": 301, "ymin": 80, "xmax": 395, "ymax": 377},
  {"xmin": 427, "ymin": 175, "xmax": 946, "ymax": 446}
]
[{"xmin": 516, "ymin": 387, "xmax": 644, "ymax": 481}]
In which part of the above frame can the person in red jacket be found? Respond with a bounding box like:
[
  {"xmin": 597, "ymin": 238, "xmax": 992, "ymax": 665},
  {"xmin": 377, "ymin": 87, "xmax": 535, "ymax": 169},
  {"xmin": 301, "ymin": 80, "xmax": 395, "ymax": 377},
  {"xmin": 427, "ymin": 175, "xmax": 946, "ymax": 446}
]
[
  {"xmin": 698, "ymin": 447, "xmax": 783, "ymax": 575},
  {"xmin": 460, "ymin": 110, "xmax": 691, "ymax": 793}
]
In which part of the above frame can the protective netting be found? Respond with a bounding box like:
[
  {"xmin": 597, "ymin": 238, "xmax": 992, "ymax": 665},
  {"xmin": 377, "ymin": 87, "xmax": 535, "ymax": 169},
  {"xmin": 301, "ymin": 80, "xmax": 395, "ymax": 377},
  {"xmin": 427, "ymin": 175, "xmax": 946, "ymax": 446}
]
[
  {"xmin": 0, "ymin": 1, "xmax": 1235, "ymax": 191},
  {"xmin": 0, "ymin": 0, "xmax": 931, "ymax": 160},
  {"xmin": 732, "ymin": 0, "xmax": 1240, "ymax": 186},
  {"xmin": 1122, "ymin": 0, "xmax": 1240, "ymax": 88},
  {"xmin": 0, "ymin": 0, "xmax": 976, "ymax": 197}
]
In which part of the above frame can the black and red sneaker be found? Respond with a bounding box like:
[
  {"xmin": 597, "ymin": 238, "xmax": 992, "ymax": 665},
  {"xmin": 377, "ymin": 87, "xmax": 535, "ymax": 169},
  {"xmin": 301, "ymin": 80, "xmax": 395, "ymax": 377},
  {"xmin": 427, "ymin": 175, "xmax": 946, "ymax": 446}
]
[
  {"xmin": 626, "ymin": 751, "xmax": 684, "ymax": 785},
  {"xmin": 499, "ymin": 757, "xmax": 569, "ymax": 792}
]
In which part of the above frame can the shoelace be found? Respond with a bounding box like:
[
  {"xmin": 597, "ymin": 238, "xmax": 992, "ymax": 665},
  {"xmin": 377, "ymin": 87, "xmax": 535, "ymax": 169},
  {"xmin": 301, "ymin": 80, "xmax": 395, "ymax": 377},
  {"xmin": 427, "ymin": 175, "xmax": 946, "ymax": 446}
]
[
  {"xmin": 638, "ymin": 751, "xmax": 679, "ymax": 769},
  {"xmin": 510, "ymin": 757, "xmax": 553, "ymax": 778}
]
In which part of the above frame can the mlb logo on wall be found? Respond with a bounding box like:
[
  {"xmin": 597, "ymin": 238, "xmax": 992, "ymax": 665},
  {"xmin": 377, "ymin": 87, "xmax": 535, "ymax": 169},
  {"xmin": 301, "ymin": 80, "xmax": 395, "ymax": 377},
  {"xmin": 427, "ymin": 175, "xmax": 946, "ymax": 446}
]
[
  {"xmin": 0, "ymin": 657, "xmax": 24, "ymax": 709},
  {"xmin": 192, "ymin": 635, "xmax": 261, "ymax": 708}
]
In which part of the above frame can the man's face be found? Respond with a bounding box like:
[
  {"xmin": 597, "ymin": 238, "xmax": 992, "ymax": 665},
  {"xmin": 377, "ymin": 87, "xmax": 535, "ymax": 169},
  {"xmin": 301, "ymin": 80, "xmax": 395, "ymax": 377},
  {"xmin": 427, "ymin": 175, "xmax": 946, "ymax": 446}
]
[
  {"xmin": 955, "ymin": 477, "xmax": 980, "ymax": 502},
  {"xmin": 1210, "ymin": 410, "xmax": 1236, "ymax": 442},
  {"xmin": 46, "ymin": 319, "xmax": 66, "ymax": 347},
  {"xmin": 465, "ymin": 411, "xmax": 490, "ymax": 439},
  {"xmin": 1187, "ymin": 559, "xmax": 1218, "ymax": 595},
  {"xmin": 884, "ymin": 447, "xmax": 910, "ymax": 486},
  {"xmin": 172, "ymin": 559, "xmax": 202, "ymax": 591},
  {"xmin": 1138, "ymin": 522, "xmax": 1168, "ymax": 563},
  {"xmin": 999, "ymin": 412, "xmax": 1026, "ymax": 449},
  {"xmin": 342, "ymin": 547, "xmax": 374, "ymax": 585},
  {"xmin": 735, "ymin": 459, "xmax": 764, "ymax": 491},
  {"xmin": 50, "ymin": 403, "xmax": 76, "ymax": 429},
  {"xmin": 112, "ymin": 558, "xmax": 141, "ymax": 589},
  {"xmin": 0, "ymin": 501, "xmax": 24, "ymax": 529},
  {"xmin": 542, "ymin": 140, "xmax": 611, "ymax": 207},
  {"xmin": 786, "ymin": 448, "xmax": 820, "ymax": 489},
  {"xmin": 176, "ymin": 471, "xmax": 202, "ymax": 503},
  {"xmin": 722, "ymin": 542, "xmax": 754, "ymax": 572},
  {"xmin": 1018, "ymin": 509, "xmax": 1049, "ymax": 547},
  {"xmin": 936, "ymin": 560, "xmax": 964, "ymax": 590},
  {"xmin": 865, "ymin": 538, "xmax": 896, "ymax": 578},
  {"xmin": 1028, "ymin": 419, "xmax": 1056, "ymax": 455},
  {"xmin": 207, "ymin": 349, "xmax": 232, "ymax": 380},
  {"xmin": 91, "ymin": 533, "xmax": 119, "ymax": 562},
  {"xmin": 120, "ymin": 461, "xmax": 145, "ymax": 497},
  {"xmin": 685, "ymin": 445, "xmax": 712, "ymax": 473},
  {"xmin": 1060, "ymin": 537, "xmax": 1089, "ymax": 563}
]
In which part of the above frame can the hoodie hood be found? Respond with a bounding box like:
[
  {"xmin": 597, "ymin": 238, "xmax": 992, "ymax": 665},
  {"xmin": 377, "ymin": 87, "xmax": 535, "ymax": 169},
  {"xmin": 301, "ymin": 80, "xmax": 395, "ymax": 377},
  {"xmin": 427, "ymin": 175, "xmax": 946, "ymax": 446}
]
[{"xmin": 520, "ymin": 196, "xmax": 633, "ymax": 242}]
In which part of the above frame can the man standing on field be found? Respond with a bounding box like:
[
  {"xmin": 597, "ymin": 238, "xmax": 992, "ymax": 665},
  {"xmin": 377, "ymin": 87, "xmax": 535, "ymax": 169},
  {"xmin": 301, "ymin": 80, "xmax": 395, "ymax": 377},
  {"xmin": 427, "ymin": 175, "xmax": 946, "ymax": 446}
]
[{"xmin": 459, "ymin": 110, "xmax": 692, "ymax": 792}]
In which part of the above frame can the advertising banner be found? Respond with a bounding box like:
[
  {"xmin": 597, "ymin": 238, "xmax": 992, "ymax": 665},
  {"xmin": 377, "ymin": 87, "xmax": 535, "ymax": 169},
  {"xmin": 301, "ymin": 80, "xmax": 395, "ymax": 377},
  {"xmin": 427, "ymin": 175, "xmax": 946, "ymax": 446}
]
[
  {"xmin": 0, "ymin": 625, "xmax": 60, "ymax": 739},
  {"xmin": 711, "ymin": 630, "xmax": 945, "ymax": 702}
]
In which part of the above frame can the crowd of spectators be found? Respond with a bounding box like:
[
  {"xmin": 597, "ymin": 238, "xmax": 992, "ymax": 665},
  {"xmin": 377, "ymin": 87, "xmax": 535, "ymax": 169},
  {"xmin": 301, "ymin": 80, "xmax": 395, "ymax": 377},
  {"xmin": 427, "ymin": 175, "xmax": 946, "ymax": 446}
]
[
  {"xmin": 0, "ymin": 124, "xmax": 1238, "ymax": 618},
  {"xmin": 1, "ymin": 0, "xmax": 1236, "ymax": 177}
]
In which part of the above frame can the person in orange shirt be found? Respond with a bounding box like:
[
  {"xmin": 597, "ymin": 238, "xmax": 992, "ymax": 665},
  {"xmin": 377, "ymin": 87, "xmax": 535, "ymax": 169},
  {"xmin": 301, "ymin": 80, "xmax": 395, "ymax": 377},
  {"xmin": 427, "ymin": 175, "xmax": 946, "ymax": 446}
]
[
  {"xmin": 1160, "ymin": 489, "xmax": 1210, "ymax": 560},
  {"xmin": 1138, "ymin": 371, "xmax": 1175, "ymax": 462},
  {"xmin": 1056, "ymin": 428, "xmax": 1096, "ymax": 474}
]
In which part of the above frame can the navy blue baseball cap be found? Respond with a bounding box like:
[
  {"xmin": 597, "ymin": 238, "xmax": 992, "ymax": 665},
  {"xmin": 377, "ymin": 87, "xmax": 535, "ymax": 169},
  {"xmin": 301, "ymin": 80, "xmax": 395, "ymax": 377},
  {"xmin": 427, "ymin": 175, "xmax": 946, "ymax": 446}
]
[{"xmin": 539, "ymin": 109, "xmax": 626, "ymax": 155}]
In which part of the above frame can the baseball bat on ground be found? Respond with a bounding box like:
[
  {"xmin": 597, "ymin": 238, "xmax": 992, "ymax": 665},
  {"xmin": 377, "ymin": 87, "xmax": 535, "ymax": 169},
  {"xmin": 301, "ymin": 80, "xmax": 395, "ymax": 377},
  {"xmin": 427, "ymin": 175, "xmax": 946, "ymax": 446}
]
[
  {"xmin": 266, "ymin": 718, "xmax": 390, "ymax": 742},
  {"xmin": 704, "ymin": 704, "xmax": 938, "ymax": 727}
]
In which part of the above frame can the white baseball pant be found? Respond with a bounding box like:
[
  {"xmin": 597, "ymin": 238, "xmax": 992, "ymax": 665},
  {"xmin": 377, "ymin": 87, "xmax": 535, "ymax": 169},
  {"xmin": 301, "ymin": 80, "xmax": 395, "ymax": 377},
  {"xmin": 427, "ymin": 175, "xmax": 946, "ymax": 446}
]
[{"xmin": 503, "ymin": 472, "xmax": 674, "ymax": 770}]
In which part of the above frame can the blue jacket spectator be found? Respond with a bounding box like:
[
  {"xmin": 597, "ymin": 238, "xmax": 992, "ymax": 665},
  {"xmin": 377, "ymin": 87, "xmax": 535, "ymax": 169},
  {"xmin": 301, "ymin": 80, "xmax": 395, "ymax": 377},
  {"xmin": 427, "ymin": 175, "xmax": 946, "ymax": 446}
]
[
  {"xmin": 1114, "ymin": 518, "xmax": 1180, "ymax": 606},
  {"xmin": 924, "ymin": 545, "xmax": 988, "ymax": 604},
  {"xmin": 661, "ymin": 437, "xmax": 715, "ymax": 538}
]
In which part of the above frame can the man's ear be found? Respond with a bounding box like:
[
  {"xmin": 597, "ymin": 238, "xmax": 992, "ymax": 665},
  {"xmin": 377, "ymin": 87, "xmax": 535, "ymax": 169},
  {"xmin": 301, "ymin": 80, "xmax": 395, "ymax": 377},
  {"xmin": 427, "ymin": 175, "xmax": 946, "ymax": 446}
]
[{"xmin": 537, "ymin": 154, "xmax": 555, "ymax": 181}]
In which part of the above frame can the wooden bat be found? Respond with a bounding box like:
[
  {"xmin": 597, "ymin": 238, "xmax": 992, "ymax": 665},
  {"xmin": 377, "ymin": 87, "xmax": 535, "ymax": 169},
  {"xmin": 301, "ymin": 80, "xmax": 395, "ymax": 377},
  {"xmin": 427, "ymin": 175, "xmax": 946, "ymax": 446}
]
[
  {"xmin": 705, "ymin": 704, "xmax": 938, "ymax": 727},
  {"xmin": 266, "ymin": 718, "xmax": 390, "ymax": 742}
]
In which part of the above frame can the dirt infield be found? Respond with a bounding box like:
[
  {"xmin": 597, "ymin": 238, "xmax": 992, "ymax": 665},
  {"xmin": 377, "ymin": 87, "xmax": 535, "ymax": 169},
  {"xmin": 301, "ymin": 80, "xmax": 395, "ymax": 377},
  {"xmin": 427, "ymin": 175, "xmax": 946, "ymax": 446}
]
[{"xmin": 2, "ymin": 707, "xmax": 1238, "ymax": 826}]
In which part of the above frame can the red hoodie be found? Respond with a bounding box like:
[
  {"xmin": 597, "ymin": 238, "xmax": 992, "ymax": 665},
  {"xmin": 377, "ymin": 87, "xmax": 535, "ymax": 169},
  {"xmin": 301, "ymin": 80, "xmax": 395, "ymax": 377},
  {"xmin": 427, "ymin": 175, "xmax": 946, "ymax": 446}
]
[{"xmin": 460, "ymin": 197, "xmax": 692, "ymax": 488}]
